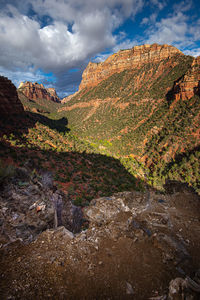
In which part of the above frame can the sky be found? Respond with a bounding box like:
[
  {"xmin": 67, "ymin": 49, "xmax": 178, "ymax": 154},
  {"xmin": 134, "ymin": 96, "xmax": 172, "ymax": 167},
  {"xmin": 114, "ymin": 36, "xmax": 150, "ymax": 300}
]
[{"xmin": 0, "ymin": 0, "xmax": 200, "ymax": 98}]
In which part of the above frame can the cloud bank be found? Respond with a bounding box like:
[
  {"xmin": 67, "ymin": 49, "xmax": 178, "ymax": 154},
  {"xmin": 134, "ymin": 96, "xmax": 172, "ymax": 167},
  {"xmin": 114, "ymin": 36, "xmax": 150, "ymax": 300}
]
[
  {"xmin": 0, "ymin": 1, "xmax": 143, "ymax": 71},
  {"xmin": 0, "ymin": 0, "xmax": 199, "ymax": 96}
]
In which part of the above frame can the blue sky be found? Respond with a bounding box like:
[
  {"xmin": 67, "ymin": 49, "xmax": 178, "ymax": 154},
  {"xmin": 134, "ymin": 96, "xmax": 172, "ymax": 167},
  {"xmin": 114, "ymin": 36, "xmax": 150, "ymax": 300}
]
[{"xmin": 0, "ymin": 0, "xmax": 199, "ymax": 98}]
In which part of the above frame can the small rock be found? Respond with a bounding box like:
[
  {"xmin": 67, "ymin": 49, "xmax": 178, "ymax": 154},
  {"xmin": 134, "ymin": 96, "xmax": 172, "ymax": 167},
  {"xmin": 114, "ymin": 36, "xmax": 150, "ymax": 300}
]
[
  {"xmin": 158, "ymin": 199, "xmax": 165, "ymax": 204},
  {"xmin": 78, "ymin": 233, "xmax": 87, "ymax": 241},
  {"xmin": 36, "ymin": 204, "xmax": 46, "ymax": 212},
  {"xmin": 168, "ymin": 278, "xmax": 187, "ymax": 300},
  {"xmin": 50, "ymin": 257, "xmax": 56, "ymax": 263},
  {"xmin": 29, "ymin": 202, "xmax": 37, "ymax": 210},
  {"xmin": 55, "ymin": 226, "xmax": 74, "ymax": 239},
  {"xmin": 126, "ymin": 282, "xmax": 134, "ymax": 294}
]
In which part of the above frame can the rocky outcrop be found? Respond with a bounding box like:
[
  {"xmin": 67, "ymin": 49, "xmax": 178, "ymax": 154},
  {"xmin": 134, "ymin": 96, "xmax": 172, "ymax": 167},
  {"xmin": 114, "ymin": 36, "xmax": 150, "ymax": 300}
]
[
  {"xmin": 173, "ymin": 56, "xmax": 200, "ymax": 101},
  {"xmin": 47, "ymin": 87, "xmax": 60, "ymax": 100},
  {"xmin": 0, "ymin": 166, "xmax": 83, "ymax": 245},
  {"xmin": 0, "ymin": 76, "xmax": 24, "ymax": 115},
  {"xmin": 1, "ymin": 188, "xmax": 200, "ymax": 299},
  {"xmin": 18, "ymin": 81, "xmax": 60, "ymax": 103},
  {"xmin": 79, "ymin": 43, "xmax": 182, "ymax": 90}
]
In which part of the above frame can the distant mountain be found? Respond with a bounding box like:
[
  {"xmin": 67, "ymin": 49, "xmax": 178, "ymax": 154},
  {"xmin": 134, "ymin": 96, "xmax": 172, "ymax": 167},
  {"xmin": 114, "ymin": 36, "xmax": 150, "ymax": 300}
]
[
  {"xmin": 59, "ymin": 43, "xmax": 200, "ymax": 191},
  {"xmin": 17, "ymin": 81, "xmax": 61, "ymax": 114},
  {"xmin": 18, "ymin": 81, "xmax": 60, "ymax": 103}
]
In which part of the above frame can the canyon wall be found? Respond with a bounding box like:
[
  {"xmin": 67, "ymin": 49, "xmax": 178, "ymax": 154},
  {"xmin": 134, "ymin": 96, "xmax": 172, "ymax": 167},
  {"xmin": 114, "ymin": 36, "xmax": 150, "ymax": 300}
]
[
  {"xmin": 0, "ymin": 76, "xmax": 24, "ymax": 116},
  {"xmin": 18, "ymin": 81, "xmax": 60, "ymax": 103},
  {"xmin": 79, "ymin": 43, "xmax": 183, "ymax": 90},
  {"xmin": 173, "ymin": 56, "xmax": 200, "ymax": 101}
]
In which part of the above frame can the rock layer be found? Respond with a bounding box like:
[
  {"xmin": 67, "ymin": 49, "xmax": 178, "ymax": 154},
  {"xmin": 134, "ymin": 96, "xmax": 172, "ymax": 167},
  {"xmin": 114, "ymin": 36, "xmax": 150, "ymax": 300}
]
[
  {"xmin": 18, "ymin": 81, "xmax": 60, "ymax": 103},
  {"xmin": 79, "ymin": 43, "xmax": 182, "ymax": 90},
  {"xmin": 173, "ymin": 56, "xmax": 200, "ymax": 100},
  {"xmin": 0, "ymin": 76, "xmax": 24, "ymax": 115}
]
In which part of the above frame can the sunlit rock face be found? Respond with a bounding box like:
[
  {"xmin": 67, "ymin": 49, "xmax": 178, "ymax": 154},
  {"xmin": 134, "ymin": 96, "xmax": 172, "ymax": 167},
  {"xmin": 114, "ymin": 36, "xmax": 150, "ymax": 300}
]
[
  {"xmin": 18, "ymin": 81, "xmax": 60, "ymax": 103},
  {"xmin": 79, "ymin": 43, "xmax": 182, "ymax": 90},
  {"xmin": 173, "ymin": 56, "xmax": 200, "ymax": 101}
]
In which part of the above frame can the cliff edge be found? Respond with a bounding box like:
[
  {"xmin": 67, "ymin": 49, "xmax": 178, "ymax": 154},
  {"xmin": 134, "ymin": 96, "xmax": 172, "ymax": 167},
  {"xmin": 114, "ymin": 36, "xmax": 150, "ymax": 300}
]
[{"xmin": 79, "ymin": 43, "xmax": 183, "ymax": 90}]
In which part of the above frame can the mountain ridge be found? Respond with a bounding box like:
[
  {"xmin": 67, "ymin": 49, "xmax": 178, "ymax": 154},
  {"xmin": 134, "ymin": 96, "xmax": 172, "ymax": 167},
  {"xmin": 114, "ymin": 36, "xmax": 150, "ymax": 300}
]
[
  {"xmin": 79, "ymin": 43, "xmax": 183, "ymax": 90},
  {"xmin": 18, "ymin": 81, "xmax": 60, "ymax": 103},
  {"xmin": 59, "ymin": 44, "xmax": 200, "ymax": 192}
]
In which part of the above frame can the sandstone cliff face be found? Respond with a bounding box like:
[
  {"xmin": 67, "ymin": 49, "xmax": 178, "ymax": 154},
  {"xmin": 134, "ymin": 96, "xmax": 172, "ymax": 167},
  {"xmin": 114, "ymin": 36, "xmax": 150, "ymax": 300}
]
[
  {"xmin": 79, "ymin": 43, "xmax": 182, "ymax": 90},
  {"xmin": 62, "ymin": 91, "xmax": 80, "ymax": 103},
  {"xmin": 173, "ymin": 56, "xmax": 200, "ymax": 101},
  {"xmin": 18, "ymin": 81, "xmax": 60, "ymax": 103},
  {"xmin": 0, "ymin": 76, "xmax": 24, "ymax": 115},
  {"xmin": 47, "ymin": 87, "xmax": 59, "ymax": 99}
]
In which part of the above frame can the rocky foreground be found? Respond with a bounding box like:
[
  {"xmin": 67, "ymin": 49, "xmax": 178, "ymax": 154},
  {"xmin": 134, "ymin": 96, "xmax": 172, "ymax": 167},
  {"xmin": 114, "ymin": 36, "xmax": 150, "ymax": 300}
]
[{"xmin": 0, "ymin": 167, "xmax": 200, "ymax": 299}]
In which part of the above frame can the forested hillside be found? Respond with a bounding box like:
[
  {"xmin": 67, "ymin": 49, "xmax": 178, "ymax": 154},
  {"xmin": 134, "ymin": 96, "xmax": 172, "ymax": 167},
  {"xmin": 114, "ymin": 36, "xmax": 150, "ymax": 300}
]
[{"xmin": 56, "ymin": 46, "xmax": 200, "ymax": 193}]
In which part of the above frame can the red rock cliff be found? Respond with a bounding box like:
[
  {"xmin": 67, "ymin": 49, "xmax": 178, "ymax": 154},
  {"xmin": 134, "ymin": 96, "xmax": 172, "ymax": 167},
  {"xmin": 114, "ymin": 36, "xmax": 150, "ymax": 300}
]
[
  {"xmin": 79, "ymin": 43, "xmax": 182, "ymax": 90},
  {"xmin": 173, "ymin": 56, "xmax": 200, "ymax": 101},
  {"xmin": 47, "ymin": 87, "xmax": 59, "ymax": 100},
  {"xmin": 18, "ymin": 82, "xmax": 60, "ymax": 103},
  {"xmin": 0, "ymin": 76, "xmax": 24, "ymax": 116}
]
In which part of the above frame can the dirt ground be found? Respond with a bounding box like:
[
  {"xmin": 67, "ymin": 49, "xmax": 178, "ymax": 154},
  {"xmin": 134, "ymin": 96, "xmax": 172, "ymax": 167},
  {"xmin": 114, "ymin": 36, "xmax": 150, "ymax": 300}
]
[{"xmin": 0, "ymin": 187, "xmax": 200, "ymax": 299}]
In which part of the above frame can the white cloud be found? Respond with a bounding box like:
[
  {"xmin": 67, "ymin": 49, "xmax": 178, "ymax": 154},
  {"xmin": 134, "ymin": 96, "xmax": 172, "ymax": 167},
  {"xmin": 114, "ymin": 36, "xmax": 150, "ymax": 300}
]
[
  {"xmin": 142, "ymin": 1, "xmax": 200, "ymax": 50},
  {"xmin": 183, "ymin": 48, "xmax": 200, "ymax": 57},
  {"xmin": 31, "ymin": 0, "xmax": 144, "ymax": 23},
  {"xmin": 0, "ymin": 0, "xmax": 145, "ymax": 93},
  {"xmin": 0, "ymin": 12, "xmax": 114, "ymax": 73},
  {"xmin": 0, "ymin": 13, "xmax": 42, "ymax": 70},
  {"xmin": 145, "ymin": 12, "xmax": 194, "ymax": 47},
  {"xmin": 141, "ymin": 12, "xmax": 157, "ymax": 25},
  {"xmin": 0, "ymin": 66, "xmax": 51, "ymax": 89},
  {"xmin": 0, "ymin": 0, "xmax": 199, "ymax": 95},
  {"xmin": 0, "ymin": 0, "xmax": 144, "ymax": 74},
  {"xmin": 172, "ymin": 0, "xmax": 193, "ymax": 13},
  {"xmin": 93, "ymin": 54, "xmax": 111, "ymax": 63},
  {"xmin": 113, "ymin": 39, "xmax": 139, "ymax": 52},
  {"xmin": 150, "ymin": 0, "xmax": 166, "ymax": 10}
]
